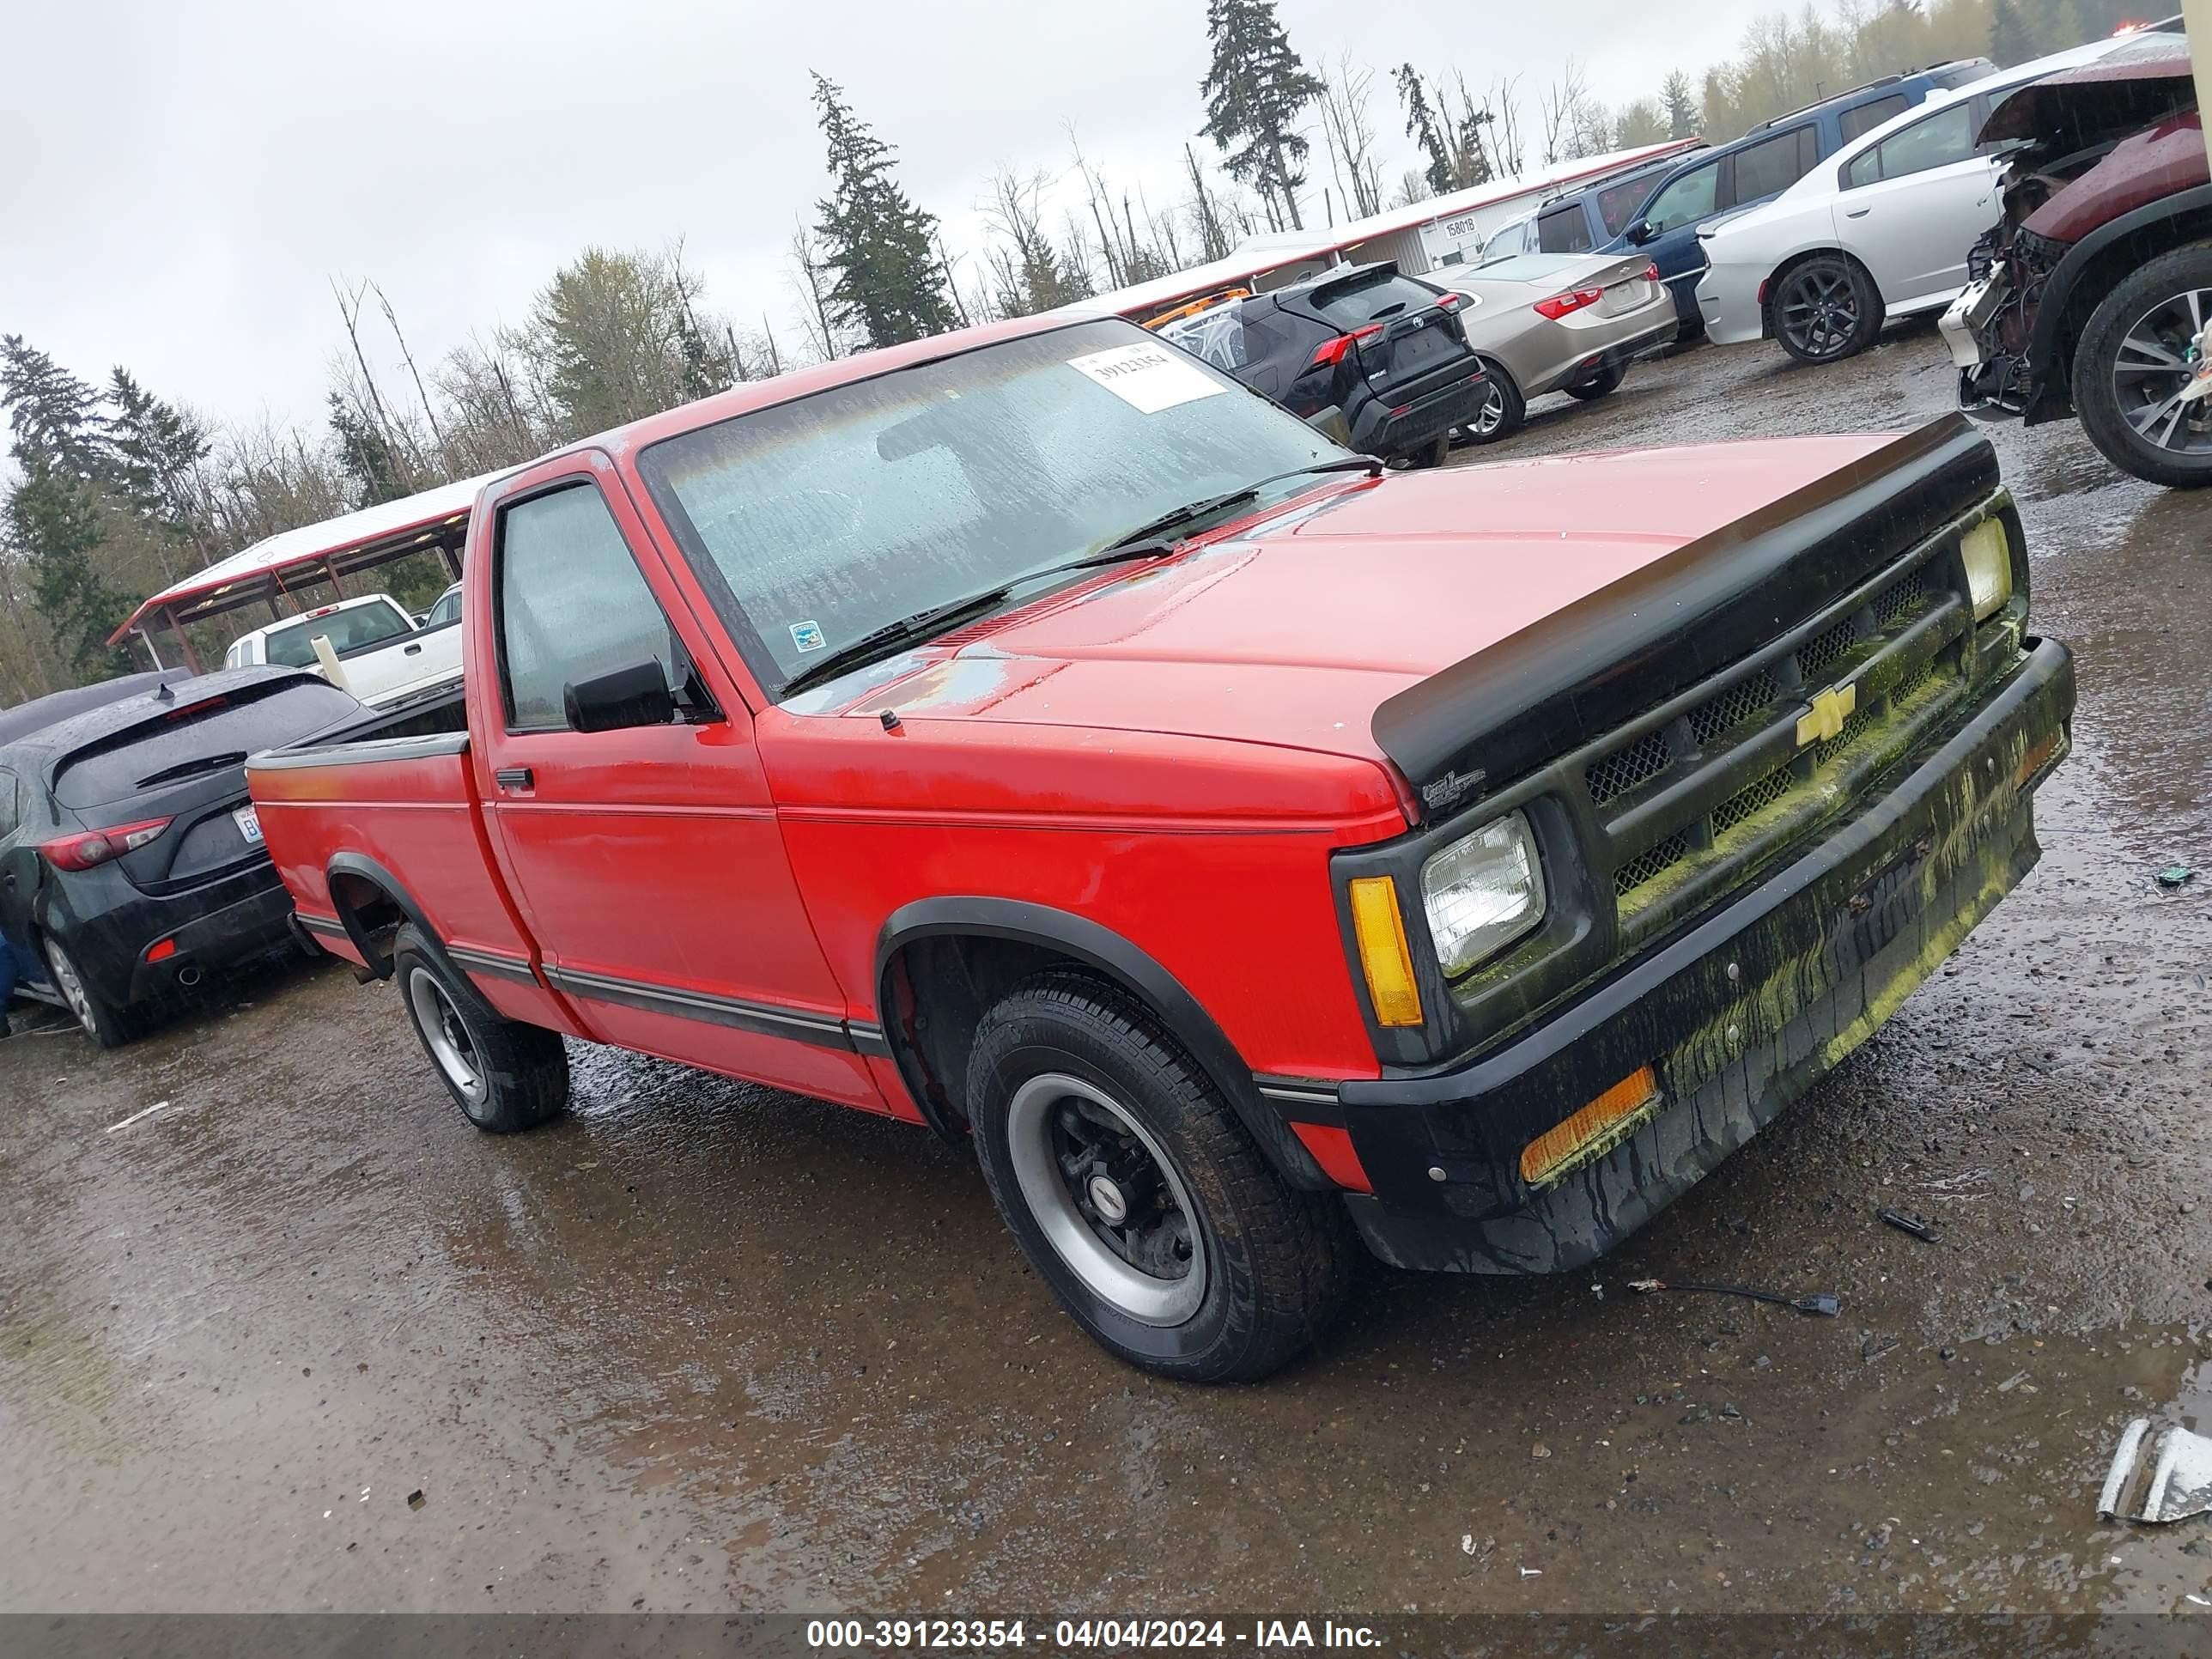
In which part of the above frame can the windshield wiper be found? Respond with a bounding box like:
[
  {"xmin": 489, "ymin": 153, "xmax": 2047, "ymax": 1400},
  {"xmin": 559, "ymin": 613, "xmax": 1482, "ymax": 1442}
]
[
  {"xmin": 135, "ymin": 750, "xmax": 249, "ymax": 787},
  {"xmin": 779, "ymin": 458, "xmax": 1383, "ymax": 700},
  {"xmin": 1094, "ymin": 456, "xmax": 1382, "ymax": 557}
]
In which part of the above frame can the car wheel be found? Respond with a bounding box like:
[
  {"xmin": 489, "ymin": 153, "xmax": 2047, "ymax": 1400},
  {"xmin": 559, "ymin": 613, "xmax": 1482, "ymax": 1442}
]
[
  {"xmin": 1460, "ymin": 363, "xmax": 1526, "ymax": 446},
  {"xmin": 967, "ymin": 972, "xmax": 1352, "ymax": 1383},
  {"xmin": 1411, "ymin": 434, "xmax": 1451, "ymax": 469},
  {"xmin": 392, "ymin": 924, "xmax": 568, "ymax": 1133},
  {"xmin": 1768, "ymin": 254, "xmax": 1881, "ymax": 363},
  {"xmin": 2073, "ymin": 241, "xmax": 2212, "ymax": 489},
  {"xmin": 40, "ymin": 934, "xmax": 134, "ymax": 1050},
  {"xmin": 1565, "ymin": 360, "xmax": 1629, "ymax": 399}
]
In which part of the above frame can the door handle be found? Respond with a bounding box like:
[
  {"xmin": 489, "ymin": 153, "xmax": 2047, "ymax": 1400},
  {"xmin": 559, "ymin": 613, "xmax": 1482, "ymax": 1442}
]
[
  {"xmin": 494, "ymin": 767, "xmax": 534, "ymax": 791},
  {"xmin": 404, "ymin": 642, "xmax": 423, "ymax": 655},
  {"xmin": 1845, "ymin": 208, "xmax": 1870, "ymax": 218}
]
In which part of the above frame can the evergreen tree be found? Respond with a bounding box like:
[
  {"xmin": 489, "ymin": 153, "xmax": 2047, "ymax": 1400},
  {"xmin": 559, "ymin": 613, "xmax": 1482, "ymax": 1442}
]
[
  {"xmin": 1662, "ymin": 70, "xmax": 1699, "ymax": 139},
  {"xmin": 1200, "ymin": 0, "xmax": 1324, "ymax": 232},
  {"xmin": 0, "ymin": 337, "xmax": 135, "ymax": 673},
  {"xmin": 1990, "ymin": 0, "xmax": 2037, "ymax": 64},
  {"xmin": 327, "ymin": 392, "xmax": 412, "ymax": 508},
  {"xmin": 104, "ymin": 368, "xmax": 215, "ymax": 560},
  {"xmin": 1394, "ymin": 65, "xmax": 1453, "ymax": 198},
  {"xmin": 810, "ymin": 74, "xmax": 959, "ymax": 349}
]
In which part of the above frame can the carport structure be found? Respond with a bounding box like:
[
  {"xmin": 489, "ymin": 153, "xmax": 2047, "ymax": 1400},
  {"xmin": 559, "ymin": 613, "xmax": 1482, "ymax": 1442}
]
[{"xmin": 106, "ymin": 471, "xmax": 498, "ymax": 672}]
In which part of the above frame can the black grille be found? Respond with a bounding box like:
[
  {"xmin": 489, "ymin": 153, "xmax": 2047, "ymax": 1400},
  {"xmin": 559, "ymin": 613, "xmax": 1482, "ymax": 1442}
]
[
  {"xmin": 1687, "ymin": 668, "xmax": 1782, "ymax": 750},
  {"xmin": 1613, "ymin": 832, "xmax": 1690, "ymax": 897},
  {"xmin": 1873, "ymin": 566, "xmax": 1930, "ymax": 631},
  {"xmin": 1711, "ymin": 763, "xmax": 1794, "ymax": 836},
  {"xmin": 1586, "ymin": 727, "xmax": 1673, "ymax": 805},
  {"xmin": 1796, "ymin": 616, "xmax": 1857, "ymax": 681}
]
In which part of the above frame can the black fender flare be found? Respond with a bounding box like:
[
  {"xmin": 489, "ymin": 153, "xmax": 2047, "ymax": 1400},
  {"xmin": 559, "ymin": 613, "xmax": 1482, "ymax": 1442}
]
[
  {"xmin": 873, "ymin": 897, "xmax": 1334, "ymax": 1191},
  {"xmin": 2028, "ymin": 184, "xmax": 2212, "ymax": 392},
  {"xmin": 324, "ymin": 852, "xmax": 450, "ymax": 984}
]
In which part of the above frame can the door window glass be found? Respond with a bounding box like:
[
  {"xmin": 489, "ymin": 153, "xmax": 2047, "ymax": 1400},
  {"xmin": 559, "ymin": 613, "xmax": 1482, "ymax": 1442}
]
[
  {"xmin": 1839, "ymin": 94, "xmax": 1909, "ymax": 143},
  {"xmin": 1732, "ymin": 125, "xmax": 1819, "ymax": 203},
  {"xmin": 1640, "ymin": 163, "xmax": 1718, "ymax": 234},
  {"xmin": 1537, "ymin": 205, "xmax": 1593, "ymax": 254},
  {"xmin": 495, "ymin": 483, "xmax": 679, "ymax": 731},
  {"xmin": 1871, "ymin": 102, "xmax": 1978, "ymax": 182}
]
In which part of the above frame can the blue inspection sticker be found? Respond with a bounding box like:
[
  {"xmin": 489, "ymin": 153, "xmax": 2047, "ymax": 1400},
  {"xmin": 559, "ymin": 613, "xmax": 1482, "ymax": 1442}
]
[{"xmin": 790, "ymin": 620, "xmax": 826, "ymax": 653}]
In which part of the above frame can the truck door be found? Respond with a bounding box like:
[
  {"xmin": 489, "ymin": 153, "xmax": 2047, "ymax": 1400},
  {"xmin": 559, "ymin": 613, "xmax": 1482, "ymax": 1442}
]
[{"xmin": 472, "ymin": 455, "xmax": 884, "ymax": 1112}]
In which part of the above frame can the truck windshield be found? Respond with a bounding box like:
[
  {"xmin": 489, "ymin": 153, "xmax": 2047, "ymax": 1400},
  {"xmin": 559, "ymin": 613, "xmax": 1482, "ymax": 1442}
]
[
  {"xmin": 262, "ymin": 601, "xmax": 410, "ymax": 667},
  {"xmin": 636, "ymin": 319, "xmax": 1339, "ymax": 700}
]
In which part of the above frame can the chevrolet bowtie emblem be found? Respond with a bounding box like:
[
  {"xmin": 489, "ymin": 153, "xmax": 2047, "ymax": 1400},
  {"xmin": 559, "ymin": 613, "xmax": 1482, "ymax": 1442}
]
[{"xmin": 1796, "ymin": 682, "xmax": 1857, "ymax": 747}]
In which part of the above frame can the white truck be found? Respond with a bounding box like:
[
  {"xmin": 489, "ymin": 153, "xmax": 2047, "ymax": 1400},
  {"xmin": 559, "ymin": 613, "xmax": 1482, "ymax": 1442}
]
[{"xmin": 222, "ymin": 593, "xmax": 462, "ymax": 708}]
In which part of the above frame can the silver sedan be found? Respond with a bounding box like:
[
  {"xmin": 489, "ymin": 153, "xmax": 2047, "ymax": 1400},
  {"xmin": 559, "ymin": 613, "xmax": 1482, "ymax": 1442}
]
[{"xmin": 1437, "ymin": 251, "xmax": 1679, "ymax": 444}]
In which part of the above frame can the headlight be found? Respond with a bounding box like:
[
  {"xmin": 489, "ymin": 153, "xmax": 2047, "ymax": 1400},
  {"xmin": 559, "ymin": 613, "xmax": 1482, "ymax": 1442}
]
[
  {"xmin": 1960, "ymin": 518, "xmax": 2013, "ymax": 621},
  {"xmin": 1420, "ymin": 811, "xmax": 1547, "ymax": 978}
]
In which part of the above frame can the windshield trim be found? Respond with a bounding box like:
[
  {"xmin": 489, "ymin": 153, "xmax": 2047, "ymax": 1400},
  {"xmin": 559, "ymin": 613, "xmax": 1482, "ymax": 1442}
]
[{"xmin": 634, "ymin": 316, "xmax": 1350, "ymax": 708}]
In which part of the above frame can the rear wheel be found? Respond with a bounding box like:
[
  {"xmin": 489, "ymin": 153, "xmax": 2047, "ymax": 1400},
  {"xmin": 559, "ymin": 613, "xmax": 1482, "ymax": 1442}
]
[
  {"xmin": 967, "ymin": 973, "xmax": 1352, "ymax": 1383},
  {"xmin": 1565, "ymin": 359, "xmax": 1629, "ymax": 399},
  {"xmin": 41, "ymin": 935, "xmax": 133, "ymax": 1050},
  {"xmin": 392, "ymin": 925, "xmax": 568, "ymax": 1133},
  {"xmin": 2073, "ymin": 242, "xmax": 2212, "ymax": 489},
  {"xmin": 1769, "ymin": 253, "xmax": 1882, "ymax": 363},
  {"xmin": 1411, "ymin": 434, "xmax": 1451, "ymax": 469},
  {"xmin": 1460, "ymin": 362, "xmax": 1526, "ymax": 445}
]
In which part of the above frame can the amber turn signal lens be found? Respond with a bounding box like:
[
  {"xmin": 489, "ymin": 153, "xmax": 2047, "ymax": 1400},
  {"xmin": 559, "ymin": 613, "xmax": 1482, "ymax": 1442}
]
[
  {"xmin": 1520, "ymin": 1065, "xmax": 1662, "ymax": 1188},
  {"xmin": 1348, "ymin": 876, "xmax": 1424, "ymax": 1028}
]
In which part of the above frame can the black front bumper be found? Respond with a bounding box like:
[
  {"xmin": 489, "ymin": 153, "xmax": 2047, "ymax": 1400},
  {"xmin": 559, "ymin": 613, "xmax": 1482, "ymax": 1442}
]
[{"xmin": 1339, "ymin": 639, "xmax": 2074, "ymax": 1274}]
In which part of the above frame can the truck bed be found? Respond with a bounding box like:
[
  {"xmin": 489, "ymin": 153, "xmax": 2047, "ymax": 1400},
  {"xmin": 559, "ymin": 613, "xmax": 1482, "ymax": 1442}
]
[{"xmin": 245, "ymin": 686, "xmax": 568, "ymax": 1032}]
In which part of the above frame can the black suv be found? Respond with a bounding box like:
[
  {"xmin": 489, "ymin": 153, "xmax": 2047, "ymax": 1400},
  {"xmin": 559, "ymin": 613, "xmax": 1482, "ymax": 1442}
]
[
  {"xmin": 1158, "ymin": 264, "xmax": 1485, "ymax": 467},
  {"xmin": 0, "ymin": 666, "xmax": 368, "ymax": 1046}
]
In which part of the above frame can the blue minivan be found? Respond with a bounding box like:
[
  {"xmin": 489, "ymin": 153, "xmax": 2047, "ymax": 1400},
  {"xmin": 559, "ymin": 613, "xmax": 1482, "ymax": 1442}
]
[{"xmin": 1591, "ymin": 60, "xmax": 1996, "ymax": 337}]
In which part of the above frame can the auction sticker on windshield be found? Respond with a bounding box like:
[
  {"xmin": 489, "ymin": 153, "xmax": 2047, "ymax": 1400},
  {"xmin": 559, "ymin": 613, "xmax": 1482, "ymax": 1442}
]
[{"xmin": 1067, "ymin": 343, "xmax": 1226, "ymax": 415}]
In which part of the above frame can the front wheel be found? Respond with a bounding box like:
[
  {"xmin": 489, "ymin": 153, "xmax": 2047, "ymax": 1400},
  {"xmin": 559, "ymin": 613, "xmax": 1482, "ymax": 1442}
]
[
  {"xmin": 967, "ymin": 974, "xmax": 1352, "ymax": 1383},
  {"xmin": 2073, "ymin": 241, "xmax": 2212, "ymax": 489},
  {"xmin": 392, "ymin": 925, "xmax": 568, "ymax": 1133},
  {"xmin": 1460, "ymin": 362, "xmax": 1526, "ymax": 446},
  {"xmin": 1768, "ymin": 253, "xmax": 1881, "ymax": 363},
  {"xmin": 1565, "ymin": 359, "xmax": 1628, "ymax": 400},
  {"xmin": 41, "ymin": 935, "xmax": 134, "ymax": 1049}
]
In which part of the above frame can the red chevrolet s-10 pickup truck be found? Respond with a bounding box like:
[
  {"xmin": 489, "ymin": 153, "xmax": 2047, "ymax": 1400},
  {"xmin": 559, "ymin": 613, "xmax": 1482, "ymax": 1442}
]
[{"xmin": 246, "ymin": 313, "xmax": 2071, "ymax": 1382}]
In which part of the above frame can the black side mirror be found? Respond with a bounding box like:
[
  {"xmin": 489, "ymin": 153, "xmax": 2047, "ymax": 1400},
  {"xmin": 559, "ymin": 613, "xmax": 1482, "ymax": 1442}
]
[
  {"xmin": 564, "ymin": 659, "xmax": 675, "ymax": 732},
  {"xmin": 1626, "ymin": 219, "xmax": 1656, "ymax": 246}
]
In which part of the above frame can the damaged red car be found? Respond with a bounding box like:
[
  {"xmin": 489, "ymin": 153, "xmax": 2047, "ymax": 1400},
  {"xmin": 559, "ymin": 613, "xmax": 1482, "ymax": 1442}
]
[{"xmin": 1947, "ymin": 30, "xmax": 2211, "ymax": 485}]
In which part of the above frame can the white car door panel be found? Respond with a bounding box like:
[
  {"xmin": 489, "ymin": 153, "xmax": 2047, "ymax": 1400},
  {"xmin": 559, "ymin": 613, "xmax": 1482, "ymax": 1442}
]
[{"xmin": 1842, "ymin": 156, "xmax": 1999, "ymax": 304}]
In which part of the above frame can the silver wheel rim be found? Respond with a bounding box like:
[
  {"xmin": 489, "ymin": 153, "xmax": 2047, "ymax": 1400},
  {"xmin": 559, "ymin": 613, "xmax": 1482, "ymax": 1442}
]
[
  {"xmin": 2112, "ymin": 288, "xmax": 2212, "ymax": 456},
  {"xmin": 1779, "ymin": 266, "xmax": 1859, "ymax": 359},
  {"xmin": 406, "ymin": 966, "xmax": 486, "ymax": 1105},
  {"xmin": 43, "ymin": 940, "xmax": 97, "ymax": 1037},
  {"xmin": 1005, "ymin": 1073, "xmax": 1206, "ymax": 1328},
  {"xmin": 1473, "ymin": 375, "xmax": 1506, "ymax": 436}
]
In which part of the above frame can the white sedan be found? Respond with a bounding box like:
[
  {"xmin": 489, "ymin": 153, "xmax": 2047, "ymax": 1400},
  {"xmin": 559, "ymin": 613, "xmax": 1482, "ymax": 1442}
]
[{"xmin": 1694, "ymin": 37, "xmax": 2138, "ymax": 363}]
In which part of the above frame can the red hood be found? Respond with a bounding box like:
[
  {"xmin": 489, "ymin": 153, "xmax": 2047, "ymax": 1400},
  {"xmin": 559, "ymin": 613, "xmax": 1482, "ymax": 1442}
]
[{"xmin": 800, "ymin": 434, "xmax": 1898, "ymax": 767}]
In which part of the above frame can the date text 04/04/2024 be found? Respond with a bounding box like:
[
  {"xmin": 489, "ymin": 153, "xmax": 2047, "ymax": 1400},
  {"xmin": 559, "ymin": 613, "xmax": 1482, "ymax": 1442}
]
[{"xmin": 804, "ymin": 1619, "xmax": 1384, "ymax": 1650}]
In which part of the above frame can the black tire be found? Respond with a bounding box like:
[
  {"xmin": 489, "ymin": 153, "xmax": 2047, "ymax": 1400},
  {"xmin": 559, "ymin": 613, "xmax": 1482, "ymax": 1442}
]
[
  {"xmin": 1411, "ymin": 434, "xmax": 1451, "ymax": 469},
  {"xmin": 40, "ymin": 934, "xmax": 135, "ymax": 1050},
  {"xmin": 1460, "ymin": 361, "xmax": 1526, "ymax": 446},
  {"xmin": 392, "ymin": 924, "xmax": 568, "ymax": 1133},
  {"xmin": 966, "ymin": 972, "xmax": 1352, "ymax": 1383},
  {"xmin": 2072, "ymin": 240, "xmax": 2212, "ymax": 489},
  {"xmin": 1767, "ymin": 252, "xmax": 1882, "ymax": 364},
  {"xmin": 1565, "ymin": 359, "xmax": 1629, "ymax": 400}
]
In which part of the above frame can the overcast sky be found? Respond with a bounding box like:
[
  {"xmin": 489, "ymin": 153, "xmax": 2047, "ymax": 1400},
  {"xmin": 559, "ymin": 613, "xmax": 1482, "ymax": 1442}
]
[{"xmin": 5, "ymin": 0, "xmax": 1779, "ymax": 435}]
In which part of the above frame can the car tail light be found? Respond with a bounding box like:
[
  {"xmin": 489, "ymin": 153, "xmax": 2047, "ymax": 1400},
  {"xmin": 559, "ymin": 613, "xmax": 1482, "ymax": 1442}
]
[
  {"xmin": 1644, "ymin": 263, "xmax": 1661, "ymax": 283},
  {"xmin": 40, "ymin": 817, "xmax": 173, "ymax": 872},
  {"xmin": 145, "ymin": 938, "xmax": 178, "ymax": 963},
  {"xmin": 1309, "ymin": 322, "xmax": 1384, "ymax": 368},
  {"xmin": 1534, "ymin": 287, "xmax": 1606, "ymax": 321},
  {"xmin": 1433, "ymin": 292, "xmax": 1463, "ymax": 311}
]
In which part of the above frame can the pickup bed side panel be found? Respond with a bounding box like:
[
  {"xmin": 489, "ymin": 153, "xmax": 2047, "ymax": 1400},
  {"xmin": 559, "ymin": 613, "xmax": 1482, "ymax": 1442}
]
[{"xmin": 250, "ymin": 744, "xmax": 578, "ymax": 1033}]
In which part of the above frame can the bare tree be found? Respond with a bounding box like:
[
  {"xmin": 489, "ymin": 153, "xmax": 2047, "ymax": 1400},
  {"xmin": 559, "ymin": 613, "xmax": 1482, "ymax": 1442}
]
[
  {"xmin": 371, "ymin": 283, "xmax": 447, "ymax": 459},
  {"xmin": 1316, "ymin": 52, "xmax": 1383, "ymax": 220},
  {"xmin": 787, "ymin": 218, "xmax": 842, "ymax": 362},
  {"xmin": 1538, "ymin": 61, "xmax": 1595, "ymax": 165},
  {"xmin": 1183, "ymin": 143, "xmax": 1233, "ymax": 262},
  {"xmin": 1486, "ymin": 76, "xmax": 1528, "ymax": 178},
  {"xmin": 329, "ymin": 278, "xmax": 419, "ymax": 487}
]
